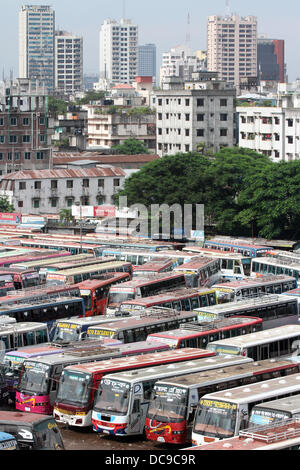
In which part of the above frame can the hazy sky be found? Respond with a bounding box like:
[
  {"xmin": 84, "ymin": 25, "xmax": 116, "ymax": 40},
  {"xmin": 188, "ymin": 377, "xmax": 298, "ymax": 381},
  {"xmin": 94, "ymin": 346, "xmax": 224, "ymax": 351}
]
[{"xmin": 2, "ymin": 0, "xmax": 300, "ymax": 80}]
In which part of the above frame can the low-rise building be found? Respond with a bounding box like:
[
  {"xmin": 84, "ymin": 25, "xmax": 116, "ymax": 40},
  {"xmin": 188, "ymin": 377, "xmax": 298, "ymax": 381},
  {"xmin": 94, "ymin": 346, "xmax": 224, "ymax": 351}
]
[
  {"xmin": 154, "ymin": 72, "xmax": 236, "ymax": 156},
  {"xmin": 0, "ymin": 167, "xmax": 126, "ymax": 214}
]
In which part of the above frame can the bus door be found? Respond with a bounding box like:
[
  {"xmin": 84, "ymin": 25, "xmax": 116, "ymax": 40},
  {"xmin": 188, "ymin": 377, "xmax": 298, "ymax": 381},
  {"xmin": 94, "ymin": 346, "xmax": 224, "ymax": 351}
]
[
  {"xmin": 258, "ymin": 343, "xmax": 269, "ymax": 361},
  {"xmin": 49, "ymin": 366, "xmax": 62, "ymax": 407}
]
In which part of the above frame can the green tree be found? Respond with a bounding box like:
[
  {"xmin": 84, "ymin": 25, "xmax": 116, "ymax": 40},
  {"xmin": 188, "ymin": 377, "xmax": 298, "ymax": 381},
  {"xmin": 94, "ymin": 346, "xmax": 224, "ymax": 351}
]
[
  {"xmin": 112, "ymin": 138, "xmax": 150, "ymax": 155},
  {"xmin": 77, "ymin": 91, "xmax": 105, "ymax": 105},
  {"xmin": 0, "ymin": 197, "xmax": 14, "ymax": 213},
  {"xmin": 47, "ymin": 96, "xmax": 68, "ymax": 117},
  {"xmin": 59, "ymin": 209, "xmax": 74, "ymax": 224}
]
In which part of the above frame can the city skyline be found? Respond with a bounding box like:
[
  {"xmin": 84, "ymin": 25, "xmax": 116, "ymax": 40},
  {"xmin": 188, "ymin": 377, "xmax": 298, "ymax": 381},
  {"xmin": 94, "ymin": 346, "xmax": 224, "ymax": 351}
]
[{"xmin": 1, "ymin": 0, "xmax": 300, "ymax": 81}]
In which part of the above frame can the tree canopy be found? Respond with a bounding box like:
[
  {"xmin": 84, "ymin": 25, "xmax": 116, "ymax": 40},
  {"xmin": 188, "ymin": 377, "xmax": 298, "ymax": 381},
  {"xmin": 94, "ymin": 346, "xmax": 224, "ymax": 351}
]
[
  {"xmin": 112, "ymin": 138, "xmax": 150, "ymax": 155},
  {"xmin": 116, "ymin": 148, "xmax": 300, "ymax": 240},
  {"xmin": 0, "ymin": 196, "xmax": 15, "ymax": 213}
]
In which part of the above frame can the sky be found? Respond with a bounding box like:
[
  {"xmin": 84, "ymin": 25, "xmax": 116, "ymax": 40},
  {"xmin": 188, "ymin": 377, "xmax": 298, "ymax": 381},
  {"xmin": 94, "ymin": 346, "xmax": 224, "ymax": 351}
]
[{"xmin": 2, "ymin": 0, "xmax": 300, "ymax": 80}]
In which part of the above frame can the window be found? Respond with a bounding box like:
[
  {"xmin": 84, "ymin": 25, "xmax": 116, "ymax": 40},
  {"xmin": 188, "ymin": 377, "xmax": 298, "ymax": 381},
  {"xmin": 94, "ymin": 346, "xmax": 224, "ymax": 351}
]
[
  {"xmin": 197, "ymin": 129, "xmax": 204, "ymax": 137},
  {"xmin": 51, "ymin": 180, "xmax": 58, "ymax": 189},
  {"xmin": 66, "ymin": 180, "xmax": 73, "ymax": 189},
  {"xmin": 220, "ymin": 114, "xmax": 228, "ymax": 121},
  {"xmin": 0, "ymin": 136, "xmax": 5, "ymax": 144},
  {"xmin": 220, "ymin": 99, "xmax": 228, "ymax": 107},
  {"xmin": 197, "ymin": 114, "xmax": 204, "ymax": 121},
  {"xmin": 23, "ymin": 117, "xmax": 30, "ymax": 126},
  {"xmin": 220, "ymin": 128, "xmax": 228, "ymax": 137},
  {"xmin": 98, "ymin": 179, "xmax": 104, "ymax": 188},
  {"xmin": 185, "ymin": 99, "xmax": 190, "ymax": 106},
  {"xmin": 185, "ymin": 129, "xmax": 190, "ymax": 136},
  {"xmin": 18, "ymin": 201, "xmax": 23, "ymax": 208},
  {"xmin": 50, "ymin": 198, "xmax": 57, "ymax": 208},
  {"xmin": 22, "ymin": 135, "xmax": 31, "ymax": 143},
  {"xmin": 24, "ymin": 152, "xmax": 31, "ymax": 160},
  {"xmin": 10, "ymin": 117, "xmax": 17, "ymax": 126},
  {"xmin": 197, "ymin": 98, "xmax": 204, "ymax": 107},
  {"xmin": 287, "ymin": 136, "xmax": 293, "ymax": 144},
  {"xmin": 33, "ymin": 199, "xmax": 40, "ymax": 208},
  {"xmin": 82, "ymin": 179, "xmax": 89, "ymax": 188},
  {"xmin": 34, "ymin": 181, "xmax": 41, "ymax": 190},
  {"xmin": 185, "ymin": 114, "xmax": 190, "ymax": 121},
  {"xmin": 19, "ymin": 182, "xmax": 26, "ymax": 190},
  {"xmin": 9, "ymin": 136, "xmax": 17, "ymax": 143},
  {"xmin": 114, "ymin": 179, "xmax": 120, "ymax": 187}
]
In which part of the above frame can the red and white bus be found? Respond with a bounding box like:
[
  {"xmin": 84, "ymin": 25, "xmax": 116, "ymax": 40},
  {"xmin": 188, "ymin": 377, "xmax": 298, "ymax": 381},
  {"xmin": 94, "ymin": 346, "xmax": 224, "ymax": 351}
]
[
  {"xmin": 173, "ymin": 257, "xmax": 221, "ymax": 287},
  {"xmin": 108, "ymin": 273, "xmax": 187, "ymax": 309},
  {"xmin": 0, "ymin": 250, "xmax": 70, "ymax": 268},
  {"xmin": 0, "ymin": 268, "xmax": 41, "ymax": 292},
  {"xmin": 146, "ymin": 317, "xmax": 263, "ymax": 349},
  {"xmin": 53, "ymin": 348, "xmax": 216, "ymax": 427},
  {"xmin": 16, "ymin": 346, "xmax": 211, "ymax": 415},
  {"xmin": 19, "ymin": 238, "xmax": 104, "ymax": 257},
  {"xmin": 145, "ymin": 357, "xmax": 300, "ymax": 445},
  {"xmin": 132, "ymin": 258, "xmax": 175, "ymax": 277},
  {"xmin": 119, "ymin": 287, "xmax": 217, "ymax": 314}
]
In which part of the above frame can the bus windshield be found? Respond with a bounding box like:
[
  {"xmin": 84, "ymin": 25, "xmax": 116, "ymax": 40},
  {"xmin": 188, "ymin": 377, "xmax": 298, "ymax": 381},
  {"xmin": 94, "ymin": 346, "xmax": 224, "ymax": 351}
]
[
  {"xmin": 147, "ymin": 384, "xmax": 188, "ymax": 423},
  {"xmin": 193, "ymin": 399, "xmax": 237, "ymax": 439},
  {"xmin": 207, "ymin": 344, "xmax": 242, "ymax": 356},
  {"xmin": 51, "ymin": 323, "xmax": 81, "ymax": 344},
  {"xmin": 79, "ymin": 290, "xmax": 92, "ymax": 311},
  {"xmin": 19, "ymin": 362, "xmax": 50, "ymax": 394},
  {"xmin": 249, "ymin": 407, "xmax": 291, "ymax": 427},
  {"xmin": 34, "ymin": 419, "xmax": 64, "ymax": 450},
  {"xmin": 109, "ymin": 291, "xmax": 135, "ymax": 304},
  {"xmin": 94, "ymin": 378, "xmax": 130, "ymax": 415},
  {"xmin": 56, "ymin": 370, "xmax": 92, "ymax": 406}
]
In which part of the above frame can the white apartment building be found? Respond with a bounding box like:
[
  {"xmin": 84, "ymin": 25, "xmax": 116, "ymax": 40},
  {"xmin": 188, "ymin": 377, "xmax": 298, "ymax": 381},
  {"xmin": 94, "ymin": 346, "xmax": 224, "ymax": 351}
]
[
  {"xmin": 207, "ymin": 15, "xmax": 257, "ymax": 90},
  {"xmin": 99, "ymin": 18, "xmax": 138, "ymax": 85},
  {"xmin": 55, "ymin": 31, "xmax": 83, "ymax": 95},
  {"xmin": 238, "ymin": 99, "xmax": 300, "ymax": 162},
  {"xmin": 19, "ymin": 5, "xmax": 55, "ymax": 93},
  {"xmin": 160, "ymin": 45, "xmax": 206, "ymax": 87},
  {"xmin": 155, "ymin": 72, "xmax": 236, "ymax": 157}
]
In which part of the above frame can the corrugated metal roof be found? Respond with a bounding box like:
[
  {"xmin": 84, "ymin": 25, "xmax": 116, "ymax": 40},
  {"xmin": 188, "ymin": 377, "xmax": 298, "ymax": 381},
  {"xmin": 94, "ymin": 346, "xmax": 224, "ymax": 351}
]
[
  {"xmin": 1, "ymin": 167, "xmax": 126, "ymax": 180},
  {"xmin": 53, "ymin": 153, "xmax": 159, "ymax": 164}
]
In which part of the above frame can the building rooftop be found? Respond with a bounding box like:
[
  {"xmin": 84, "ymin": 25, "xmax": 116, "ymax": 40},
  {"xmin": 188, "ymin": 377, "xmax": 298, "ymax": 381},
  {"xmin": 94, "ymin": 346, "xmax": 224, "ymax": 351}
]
[{"xmin": 0, "ymin": 167, "xmax": 126, "ymax": 180}]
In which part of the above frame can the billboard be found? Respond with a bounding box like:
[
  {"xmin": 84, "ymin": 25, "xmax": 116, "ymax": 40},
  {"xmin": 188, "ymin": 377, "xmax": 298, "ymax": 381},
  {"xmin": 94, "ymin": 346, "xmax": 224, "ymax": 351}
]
[{"xmin": 0, "ymin": 213, "xmax": 21, "ymax": 225}]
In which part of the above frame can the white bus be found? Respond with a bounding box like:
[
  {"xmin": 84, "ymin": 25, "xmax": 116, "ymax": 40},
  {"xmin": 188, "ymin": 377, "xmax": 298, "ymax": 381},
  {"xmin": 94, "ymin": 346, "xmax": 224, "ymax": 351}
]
[
  {"xmin": 206, "ymin": 324, "xmax": 300, "ymax": 361},
  {"xmin": 91, "ymin": 355, "xmax": 253, "ymax": 437},
  {"xmin": 251, "ymin": 257, "xmax": 300, "ymax": 285},
  {"xmin": 213, "ymin": 275, "xmax": 297, "ymax": 303},
  {"xmin": 249, "ymin": 393, "xmax": 300, "ymax": 426},
  {"xmin": 195, "ymin": 294, "xmax": 299, "ymax": 327},
  {"xmin": 0, "ymin": 322, "xmax": 49, "ymax": 352},
  {"xmin": 191, "ymin": 372, "xmax": 300, "ymax": 446}
]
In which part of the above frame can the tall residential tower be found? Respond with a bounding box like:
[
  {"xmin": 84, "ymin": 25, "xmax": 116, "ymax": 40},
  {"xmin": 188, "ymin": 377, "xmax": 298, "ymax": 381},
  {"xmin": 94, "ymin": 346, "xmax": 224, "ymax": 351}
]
[
  {"xmin": 19, "ymin": 5, "xmax": 55, "ymax": 93},
  {"xmin": 55, "ymin": 31, "xmax": 83, "ymax": 96}
]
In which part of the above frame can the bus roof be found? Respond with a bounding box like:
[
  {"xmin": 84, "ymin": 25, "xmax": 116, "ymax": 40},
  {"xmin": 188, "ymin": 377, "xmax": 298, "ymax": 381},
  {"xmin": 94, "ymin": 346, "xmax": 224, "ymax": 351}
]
[
  {"xmin": 207, "ymin": 324, "xmax": 300, "ymax": 349},
  {"xmin": 133, "ymin": 259, "xmax": 174, "ymax": 271},
  {"xmin": 253, "ymin": 393, "xmax": 300, "ymax": 414},
  {"xmin": 199, "ymin": 373, "xmax": 300, "ymax": 405},
  {"xmin": 174, "ymin": 257, "xmax": 218, "ymax": 270},
  {"xmin": 186, "ymin": 418, "xmax": 300, "ymax": 451},
  {"xmin": 153, "ymin": 358, "xmax": 297, "ymax": 389},
  {"xmin": 101, "ymin": 355, "xmax": 253, "ymax": 384},
  {"xmin": 182, "ymin": 247, "xmax": 252, "ymax": 259},
  {"xmin": 213, "ymin": 275, "xmax": 296, "ymax": 290},
  {"xmin": 0, "ymin": 322, "xmax": 47, "ymax": 334},
  {"xmin": 109, "ymin": 272, "xmax": 186, "ymax": 290},
  {"xmin": 62, "ymin": 348, "xmax": 215, "ymax": 375},
  {"xmin": 120, "ymin": 287, "xmax": 215, "ymax": 307},
  {"xmin": 195, "ymin": 294, "xmax": 297, "ymax": 315},
  {"xmin": 205, "ymin": 238, "xmax": 269, "ymax": 250},
  {"xmin": 11, "ymin": 253, "xmax": 91, "ymax": 269},
  {"xmin": 76, "ymin": 273, "xmax": 130, "ymax": 289},
  {"xmin": 0, "ymin": 411, "xmax": 56, "ymax": 425},
  {"xmin": 253, "ymin": 256, "xmax": 300, "ymax": 269},
  {"xmin": 5, "ymin": 344, "xmax": 63, "ymax": 358},
  {"xmin": 0, "ymin": 296, "xmax": 83, "ymax": 314},
  {"xmin": 46, "ymin": 260, "xmax": 131, "ymax": 276}
]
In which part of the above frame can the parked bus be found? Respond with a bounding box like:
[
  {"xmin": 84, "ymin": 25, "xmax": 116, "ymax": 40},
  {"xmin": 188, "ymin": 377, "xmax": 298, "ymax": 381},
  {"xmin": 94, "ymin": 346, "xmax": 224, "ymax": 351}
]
[
  {"xmin": 133, "ymin": 259, "xmax": 175, "ymax": 278},
  {"xmin": 213, "ymin": 275, "xmax": 297, "ymax": 303},
  {"xmin": 0, "ymin": 250, "xmax": 71, "ymax": 269},
  {"xmin": 0, "ymin": 297, "xmax": 85, "ymax": 329},
  {"xmin": 54, "ymin": 348, "xmax": 216, "ymax": 427},
  {"xmin": 187, "ymin": 418, "xmax": 300, "ymax": 451},
  {"xmin": 0, "ymin": 368, "xmax": 8, "ymax": 406},
  {"xmin": 251, "ymin": 257, "xmax": 300, "ymax": 285},
  {"xmin": 108, "ymin": 273, "xmax": 187, "ymax": 309},
  {"xmin": 206, "ymin": 324, "xmax": 300, "ymax": 360},
  {"xmin": 0, "ymin": 283, "xmax": 82, "ymax": 306},
  {"xmin": 0, "ymin": 321, "xmax": 49, "ymax": 352},
  {"xmin": 173, "ymin": 257, "xmax": 221, "ymax": 288},
  {"xmin": 203, "ymin": 238, "xmax": 269, "ymax": 257},
  {"xmin": 249, "ymin": 394, "xmax": 300, "ymax": 428},
  {"xmin": 195, "ymin": 294, "xmax": 299, "ymax": 327},
  {"xmin": 19, "ymin": 238, "xmax": 103, "ymax": 256},
  {"xmin": 39, "ymin": 256, "xmax": 115, "ymax": 277},
  {"xmin": 146, "ymin": 317, "xmax": 263, "ymax": 349},
  {"xmin": 76, "ymin": 273, "xmax": 131, "ymax": 317},
  {"xmin": 119, "ymin": 288, "xmax": 218, "ymax": 314},
  {"xmin": 101, "ymin": 248, "xmax": 197, "ymax": 267},
  {"xmin": 191, "ymin": 372, "xmax": 300, "ymax": 446},
  {"xmin": 146, "ymin": 358, "xmax": 300, "ymax": 445},
  {"xmin": 0, "ymin": 267, "xmax": 41, "ymax": 291},
  {"xmin": 0, "ymin": 411, "xmax": 64, "ymax": 450},
  {"xmin": 82, "ymin": 308, "xmax": 201, "ymax": 343},
  {"xmin": 0, "ymin": 431, "xmax": 17, "ymax": 450},
  {"xmin": 46, "ymin": 261, "xmax": 133, "ymax": 286},
  {"xmin": 16, "ymin": 346, "xmax": 212, "ymax": 415},
  {"xmin": 91, "ymin": 355, "xmax": 253, "ymax": 437}
]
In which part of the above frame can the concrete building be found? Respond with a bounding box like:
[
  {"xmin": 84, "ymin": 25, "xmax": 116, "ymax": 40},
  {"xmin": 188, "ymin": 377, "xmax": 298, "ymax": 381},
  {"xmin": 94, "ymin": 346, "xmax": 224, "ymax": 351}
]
[
  {"xmin": 86, "ymin": 105, "xmax": 156, "ymax": 151},
  {"xmin": 238, "ymin": 93, "xmax": 300, "ymax": 161},
  {"xmin": 160, "ymin": 45, "xmax": 206, "ymax": 87},
  {"xmin": 154, "ymin": 72, "xmax": 236, "ymax": 156},
  {"xmin": 50, "ymin": 110, "xmax": 87, "ymax": 151},
  {"xmin": 257, "ymin": 37, "xmax": 285, "ymax": 83},
  {"xmin": 0, "ymin": 167, "xmax": 126, "ymax": 214},
  {"xmin": 19, "ymin": 5, "xmax": 55, "ymax": 93},
  {"xmin": 207, "ymin": 14, "xmax": 257, "ymax": 90},
  {"xmin": 0, "ymin": 78, "xmax": 52, "ymax": 176},
  {"xmin": 138, "ymin": 44, "xmax": 156, "ymax": 83},
  {"xmin": 99, "ymin": 18, "xmax": 138, "ymax": 85},
  {"xmin": 55, "ymin": 31, "xmax": 83, "ymax": 96}
]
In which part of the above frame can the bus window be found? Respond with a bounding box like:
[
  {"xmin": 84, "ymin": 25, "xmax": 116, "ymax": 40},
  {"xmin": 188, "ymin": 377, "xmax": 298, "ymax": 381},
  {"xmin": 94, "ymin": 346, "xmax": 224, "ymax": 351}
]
[
  {"xmin": 134, "ymin": 328, "xmax": 145, "ymax": 342},
  {"xmin": 208, "ymin": 293, "xmax": 217, "ymax": 305},
  {"xmin": 190, "ymin": 297, "xmax": 199, "ymax": 310},
  {"xmin": 124, "ymin": 330, "xmax": 135, "ymax": 343},
  {"xmin": 269, "ymin": 340, "xmax": 279, "ymax": 358},
  {"xmin": 184, "ymin": 299, "xmax": 191, "ymax": 310},
  {"xmin": 36, "ymin": 329, "xmax": 48, "ymax": 344},
  {"xmin": 23, "ymin": 331, "xmax": 35, "ymax": 346},
  {"xmin": 199, "ymin": 295, "xmax": 208, "ymax": 308},
  {"xmin": 278, "ymin": 338, "xmax": 289, "ymax": 357},
  {"xmin": 0, "ymin": 335, "xmax": 9, "ymax": 350}
]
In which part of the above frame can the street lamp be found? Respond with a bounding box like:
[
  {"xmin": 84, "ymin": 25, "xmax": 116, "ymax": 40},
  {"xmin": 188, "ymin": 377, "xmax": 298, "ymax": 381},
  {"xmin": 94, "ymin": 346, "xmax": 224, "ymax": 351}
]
[{"xmin": 75, "ymin": 201, "xmax": 83, "ymax": 253}]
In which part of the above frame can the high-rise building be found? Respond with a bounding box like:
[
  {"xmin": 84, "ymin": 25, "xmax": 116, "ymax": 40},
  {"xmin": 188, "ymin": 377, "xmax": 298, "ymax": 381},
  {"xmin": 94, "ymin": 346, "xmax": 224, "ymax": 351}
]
[
  {"xmin": 160, "ymin": 45, "xmax": 206, "ymax": 87},
  {"xmin": 207, "ymin": 15, "xmax": 257, "ymax": 89},
  {"xmin": 257, "ymin": 38, "xmax": 285, "ymax": 83},
  {"xmin": 138, "ymin": 44, "xmax": 156, "ymax": 83},
  {"xmin": 99, "ymin": 18, "xmax": 138, "ymax": 85},
  {"xmin": 19, "ymin": 5, "xmax": 55, "ymax": 93},
  {"xmin": 55, "ymin": 31, "xmax": 83, "ymax": 96}
]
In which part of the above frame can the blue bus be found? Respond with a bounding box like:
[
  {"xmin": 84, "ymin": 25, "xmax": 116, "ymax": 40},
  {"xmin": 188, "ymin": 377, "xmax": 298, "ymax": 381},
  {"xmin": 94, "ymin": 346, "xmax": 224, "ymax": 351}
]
[{"xmin": 204, "ymin": 239, "xmax": 269, "ymax": 258}]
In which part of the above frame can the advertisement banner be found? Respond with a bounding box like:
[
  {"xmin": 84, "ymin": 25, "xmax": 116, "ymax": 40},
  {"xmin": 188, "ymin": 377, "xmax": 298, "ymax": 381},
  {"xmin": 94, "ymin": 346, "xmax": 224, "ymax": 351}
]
[
  {"xmin": 94, "ymin": 206, "xmax": 116, "ymax": 218},
  {"xmin": 0, "ymin": 213, "xmax": 21, "ymax": 225}
]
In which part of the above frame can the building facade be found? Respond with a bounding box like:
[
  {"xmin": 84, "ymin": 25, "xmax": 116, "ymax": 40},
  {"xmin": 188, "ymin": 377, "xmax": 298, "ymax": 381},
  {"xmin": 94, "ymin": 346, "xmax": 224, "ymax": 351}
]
[
  {"xmin": 155, "ymin": 72, "xmax": 236, "ymax": 157},
  {"xmin": 257, "ymin": 38, "xmax": 285, "ymax": 83},
  {"xmin": 160, "ymin": 45, "xmax": 206, "ymax": 87},
  {"xmin": 0, "ymin": 168, "xmax": 126, "ymax": 214},
  {"xmin": 54, "ymin": 31, "xmax": 83, "ymax": 96},
  {"xmin": 87, "ymin": 106, "xmax": 156, "ymax": 151},
  {"xmin": 0, "ymin": 79, "xmax": 52, "ymax": 176},
  {"xmin": 99, "ymin": 18, "xmax": 138, "ymax": 85},
  {"xmin": 138, "ymin": 44, "xmax": 156, "ymax": 83},
  {"xmin": 19, "ymin": 5, "xmax": 55, "ymax": 93},
  {"xmin": 207, "ymin": 15, "xmax": 257, "ymax": 90}
]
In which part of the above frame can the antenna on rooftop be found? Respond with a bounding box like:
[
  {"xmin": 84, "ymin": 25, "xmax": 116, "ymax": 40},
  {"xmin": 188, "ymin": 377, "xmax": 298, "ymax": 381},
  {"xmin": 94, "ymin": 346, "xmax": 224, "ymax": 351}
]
[
  {"xmin": 225, "ymin": 0, "xmax": 231, "ymax": 17},
  {"xmin": 186, "ymin": 12, "xmax": 191, "ymax": 44}
]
